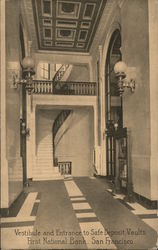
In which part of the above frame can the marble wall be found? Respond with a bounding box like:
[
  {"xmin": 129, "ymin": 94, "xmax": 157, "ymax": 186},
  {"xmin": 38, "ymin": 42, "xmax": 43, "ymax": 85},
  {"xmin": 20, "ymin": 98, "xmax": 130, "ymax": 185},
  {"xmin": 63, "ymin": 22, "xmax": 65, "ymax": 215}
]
[
  {"xmin": 56, "ymin": 107, "xmax": 94, "ymax": 176},
  {"xmin": 121, "ymin": 0, "xmax": 151, "ymax": 199},
  {"xmin": 5, "ymin": 0, "xmax": 23, "ymax": 207},
  {"xmin": 90, "ymin": 0, "xmax": 157, "ymax": 200},
  {"xmin": 67, "ymin": 64, "xmax": 90, "ymax": 82}
]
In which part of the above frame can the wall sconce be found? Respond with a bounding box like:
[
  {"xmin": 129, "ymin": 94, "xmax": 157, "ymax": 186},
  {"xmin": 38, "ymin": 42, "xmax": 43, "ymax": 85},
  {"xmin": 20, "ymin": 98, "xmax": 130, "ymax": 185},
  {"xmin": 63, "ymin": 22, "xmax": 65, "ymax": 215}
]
[
  {"xmin": 114, "ymin": 122, "xmax": 118, "ymax": 131},
  {"xmin": 13, "ymin": 56, "xmax": 35, "ymax": 95},
  {"xmin": 21, "ymin": 121, "xmax": 30, "ymax": 136},
  {"xmin": 114, "ymin": 61, "xmax": 136, "ymax": 96}
]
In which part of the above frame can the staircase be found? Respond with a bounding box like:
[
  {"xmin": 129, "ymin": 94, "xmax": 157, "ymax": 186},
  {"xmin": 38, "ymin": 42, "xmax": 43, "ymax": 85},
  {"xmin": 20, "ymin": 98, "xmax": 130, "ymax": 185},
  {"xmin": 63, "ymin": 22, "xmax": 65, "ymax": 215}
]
[
  {"xmin": 53, "ymin": 110, "xmax": 72, "ymax": 165},
  {"xmin": 33, "ymin": 64, "xmax": 73, "ymax": 180},
  {"xmin": 33, "ymin": 134, "xmax": 63, "ymax": 181}
]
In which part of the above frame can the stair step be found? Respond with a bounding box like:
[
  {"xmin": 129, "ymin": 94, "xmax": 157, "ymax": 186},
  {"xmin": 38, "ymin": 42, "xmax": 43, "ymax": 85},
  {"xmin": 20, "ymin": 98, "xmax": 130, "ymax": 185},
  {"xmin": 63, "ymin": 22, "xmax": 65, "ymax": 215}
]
[
  {"xmin": 37, "ymin": 158, "xmax": 53, "ymax": 162},
  {"xmin": 33, "ymin": 176, "xmax": 63, "ymax": 181},
  {"xmin": 37, "ymin": 150, "xmax": 52, "ymax": 152},
  {"xmin": 33, "ymin": 170, "xmax": 57, "ymax": 175},
  {"xmin": 33, "ymin": 170, "xmax": 62, "ymax": 181},
  {"xmin": 37, "ymin": 147, "xmax": 53, "ymax": 150},
  {"xmin": 37, "ymin": 164, "xmax": 53, "ymax": 167}
]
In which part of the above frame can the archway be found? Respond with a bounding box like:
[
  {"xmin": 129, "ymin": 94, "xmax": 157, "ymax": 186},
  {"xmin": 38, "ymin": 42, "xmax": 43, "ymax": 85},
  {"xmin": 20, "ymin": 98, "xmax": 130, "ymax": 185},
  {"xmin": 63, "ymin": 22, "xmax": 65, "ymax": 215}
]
[{"xmin": 105, "ymin": 29, "xmax": 122, "ymax": 179}]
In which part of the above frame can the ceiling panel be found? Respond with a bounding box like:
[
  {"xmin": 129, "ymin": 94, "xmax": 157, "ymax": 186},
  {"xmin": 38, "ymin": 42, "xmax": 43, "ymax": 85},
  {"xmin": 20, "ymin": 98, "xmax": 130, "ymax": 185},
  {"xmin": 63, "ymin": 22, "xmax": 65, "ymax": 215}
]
[{"xmin": 32, "ymin": 0, "xmax": 107, "ymax": 52}]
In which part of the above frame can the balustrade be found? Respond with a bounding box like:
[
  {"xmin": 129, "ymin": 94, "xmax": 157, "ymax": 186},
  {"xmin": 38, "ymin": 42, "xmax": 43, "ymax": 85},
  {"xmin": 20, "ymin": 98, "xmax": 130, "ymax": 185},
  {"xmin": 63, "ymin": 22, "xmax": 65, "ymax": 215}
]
[
  {"xmin": 32, "ymin": 80, "xmax": 53, "ymax": 94},
  {"xmin": 32, "ymin": 80, "xmax": 96, "ymax": 96},
  {"xmin": 58, "ymin": 162, "xmax": 72, "ymax": 175}
]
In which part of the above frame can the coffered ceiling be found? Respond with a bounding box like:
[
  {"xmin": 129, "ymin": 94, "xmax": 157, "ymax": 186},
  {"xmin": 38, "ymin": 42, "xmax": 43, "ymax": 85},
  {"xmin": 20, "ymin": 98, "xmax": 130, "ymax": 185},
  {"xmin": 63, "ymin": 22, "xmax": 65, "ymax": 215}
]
[{"xmin": 32, "ymin": 0, "xmax": 107, "ymax": 52}]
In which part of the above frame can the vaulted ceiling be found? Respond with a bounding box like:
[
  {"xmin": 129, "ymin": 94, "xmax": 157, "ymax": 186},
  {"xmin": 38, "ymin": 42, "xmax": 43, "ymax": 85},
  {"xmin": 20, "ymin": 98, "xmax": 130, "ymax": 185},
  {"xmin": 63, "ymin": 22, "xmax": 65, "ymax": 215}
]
[{"xmin": 32, "ymin": 0, "xmax": 107, "ymax": 52}]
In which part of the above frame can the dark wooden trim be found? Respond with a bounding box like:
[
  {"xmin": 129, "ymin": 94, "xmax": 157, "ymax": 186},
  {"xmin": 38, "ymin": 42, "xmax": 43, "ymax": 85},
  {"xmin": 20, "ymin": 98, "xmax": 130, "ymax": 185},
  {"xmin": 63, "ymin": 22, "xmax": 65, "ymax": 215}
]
[
  {"xmin": 0, "ymin": 208, "xmax": 9, "ymax": 217},
  {"xmin": 134, "ymin": 192, "xmax": 157, "ymax": 209},
  {"xmin": 0, "ymin": 190, "xmax": 27, "ymax": 218}
]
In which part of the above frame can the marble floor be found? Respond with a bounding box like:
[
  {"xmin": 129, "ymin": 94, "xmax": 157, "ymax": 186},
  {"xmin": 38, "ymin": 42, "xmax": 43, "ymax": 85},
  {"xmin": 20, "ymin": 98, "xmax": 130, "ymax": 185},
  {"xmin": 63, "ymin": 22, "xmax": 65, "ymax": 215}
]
[{"xmin": 1, "ymin": 177, "xmax": 157, "ymax": 249}]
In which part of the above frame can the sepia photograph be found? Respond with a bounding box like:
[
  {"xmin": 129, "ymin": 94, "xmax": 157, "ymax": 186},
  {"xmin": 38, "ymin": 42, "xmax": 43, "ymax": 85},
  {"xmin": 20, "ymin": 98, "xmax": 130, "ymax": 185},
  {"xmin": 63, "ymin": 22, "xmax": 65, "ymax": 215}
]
[{"xmin": 0, "ymin": 0, "xmax": 158, "ymax": 249}]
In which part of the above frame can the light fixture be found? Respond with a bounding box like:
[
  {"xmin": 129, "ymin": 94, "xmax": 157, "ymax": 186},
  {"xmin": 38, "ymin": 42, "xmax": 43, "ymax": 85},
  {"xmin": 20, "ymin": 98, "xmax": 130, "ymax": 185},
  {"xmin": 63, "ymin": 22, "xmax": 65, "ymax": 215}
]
[
  {"xmin": 13, "ymin": 56, "xmax": 35, "ymax": 95},
  {"xmin": 21, "ymin": 120, "xmax": 30, "ymax": 136},
  {"xmin": 114, "ymin": 61, "xmax": 136, "ymax": 96},
  {"xmin": 13, "ymin": 41, "xmax": 35, "ymax": 95},
  {"xmin": 114, "ymin": 122, "xmax": 118, "ymax": 131}
]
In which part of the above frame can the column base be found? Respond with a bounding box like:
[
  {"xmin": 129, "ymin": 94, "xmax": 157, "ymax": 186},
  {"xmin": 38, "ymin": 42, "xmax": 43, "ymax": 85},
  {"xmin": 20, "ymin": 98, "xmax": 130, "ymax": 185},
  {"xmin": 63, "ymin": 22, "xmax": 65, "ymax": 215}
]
[{"xmin": 124, "ymin": 183, "xmax": 135, "ymax": 203}]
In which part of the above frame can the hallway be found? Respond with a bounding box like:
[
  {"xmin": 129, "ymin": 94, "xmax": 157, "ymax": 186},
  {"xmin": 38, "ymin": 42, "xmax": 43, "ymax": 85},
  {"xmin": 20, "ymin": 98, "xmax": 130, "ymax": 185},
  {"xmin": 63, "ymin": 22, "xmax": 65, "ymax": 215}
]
[{"xmin": 1, "ymin": 177, "xmax": 157, "ymax": 249}]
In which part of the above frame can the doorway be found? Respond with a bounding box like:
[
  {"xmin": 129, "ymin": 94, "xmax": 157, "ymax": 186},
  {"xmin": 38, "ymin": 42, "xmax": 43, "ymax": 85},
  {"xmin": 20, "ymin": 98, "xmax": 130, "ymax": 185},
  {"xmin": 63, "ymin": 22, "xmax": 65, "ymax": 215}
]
[{"xmin": 105, "ymin": 29, "xmax": 123, "ymax": 179}]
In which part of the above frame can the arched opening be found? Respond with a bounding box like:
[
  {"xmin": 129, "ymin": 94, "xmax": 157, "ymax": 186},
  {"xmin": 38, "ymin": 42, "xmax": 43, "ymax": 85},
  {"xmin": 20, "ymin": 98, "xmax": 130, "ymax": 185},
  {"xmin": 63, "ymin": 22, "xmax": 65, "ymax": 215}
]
[{"xmin": 105, "ymin": 29, "xmax": 122, "ymax": 179}]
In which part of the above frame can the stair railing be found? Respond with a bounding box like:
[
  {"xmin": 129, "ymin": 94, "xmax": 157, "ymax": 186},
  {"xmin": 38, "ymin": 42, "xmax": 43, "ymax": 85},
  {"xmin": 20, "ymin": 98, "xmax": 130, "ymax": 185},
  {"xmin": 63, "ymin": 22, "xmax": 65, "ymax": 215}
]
[
  {"xmin": 58, "ymin": 162, "xmax": 72, "ymax": 175},
  {"xmin": 53, "ymin": 64, "xmax": 69, "ymax": 83},
  {"xmin": 52, "ymin": 110, "xmax": 72, "ymax": 165}
]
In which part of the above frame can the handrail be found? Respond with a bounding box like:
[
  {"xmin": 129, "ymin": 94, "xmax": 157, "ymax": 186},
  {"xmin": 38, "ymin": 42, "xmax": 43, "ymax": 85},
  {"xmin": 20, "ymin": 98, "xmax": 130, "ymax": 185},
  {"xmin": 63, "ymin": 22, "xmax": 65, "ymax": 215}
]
[
  {"xmin": 53, "ymin": 110, "xmax": 71, "ymax": 139},
  {"xmin": 53, "ymin": 64, "xmax": 69, "ymax": 83},
  {"xmin": 54, "ymin": 81, "xmax": 97, "ymax": 95},
  {"xmin": 52, "ymin": 110, "xmax": 72, "ymax": 165},
  {"xmin": 32, "ymin": 80, "xmax": 97, "ymax": 96}
]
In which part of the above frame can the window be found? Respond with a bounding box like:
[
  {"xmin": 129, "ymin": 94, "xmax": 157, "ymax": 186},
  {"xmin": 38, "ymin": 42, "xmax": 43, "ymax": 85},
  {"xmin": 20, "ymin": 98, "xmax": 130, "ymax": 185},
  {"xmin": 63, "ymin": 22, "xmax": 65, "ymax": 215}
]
[{"xmin": 40, "ymin": 63, "xmax": 50, "ymax": 80}]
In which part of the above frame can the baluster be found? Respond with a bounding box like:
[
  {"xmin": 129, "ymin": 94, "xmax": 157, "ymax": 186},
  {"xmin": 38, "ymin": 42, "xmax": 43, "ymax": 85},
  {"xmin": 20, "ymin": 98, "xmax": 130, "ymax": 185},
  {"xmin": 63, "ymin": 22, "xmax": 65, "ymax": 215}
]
[
  {"xmin": 86, "ymin": 83, "xmax": 88, "ymax": 95},
  {"xmin": 39, "ymin": 82, "xmax": 41, "ymax": 93},
  {"xmin": 73, "ymin": 83, "xmax": 75, "ymax": 95},
  {"xmin": 85, "ymin": 83, "xmax": 87, "ymax": 95},
  {"xmin": 34, "ymin": 82, "xmax": 36, "ymax": 93},
  {"xmin": 89, "ymin": 83, "xmax": 91, "ymax": 95},
  {"xmin": 46, "ymin": 82, "xmax": 48, "ymax": 93},
  {"xmin": 80, "ymin": 83, "xmax": 83, "ymax": 95},
  {"xmin": 84, "ymin": 83, "xmax": 86, "ymax": 95},
  {"xmin": 78, "ymin": 83, "xmax": 81, "ymax": 95},
  {"xmin": 66, "ymin": 163, "xmax": 69, "ymax": 174},
  {"xmin": 35, "ymin": 82, "xmax": 37, "ymax": 93},
  {"xmin": 32, "ymin": 82, "xmax": 34, "ymax": 93},
  {"xmin": 92, "ymin": 83, "xmax": 94, "ymax": 95},
  {"xmin": 84, "ymin": 83, "xmax": 87, "ymax": 95},
  {"xmin": 38, "ymin": 82, "xmax": 40, "ymax": 93},
  {"xmin": 69, "ymin": 83, "xmax": 71, "ymax": 94},
  {"xmin": 83, "ymin": 83, "xmax": 85, "ymax": 95},
  {"xmin": 64, "ymin": 164, "xmax": 66, "ymax": 174},
  {"xmin": 50, "ymin": 82, "xmax": 52, "ymax": 93},
  {"xmin": 72, "ymin": 83, "xmax": 74, "ymax": 95},
  {"xmin": 40, "ymin": 82, "xmax": 42, "ymax": 93}
]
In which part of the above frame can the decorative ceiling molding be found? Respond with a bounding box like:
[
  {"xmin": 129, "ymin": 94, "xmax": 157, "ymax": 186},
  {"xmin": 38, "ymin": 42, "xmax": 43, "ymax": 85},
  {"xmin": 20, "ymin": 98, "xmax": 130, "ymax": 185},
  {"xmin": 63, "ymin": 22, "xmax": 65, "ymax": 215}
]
[
  {"xmin": 90, "ymin": 0, "xmax": 121, "ymax": 55},
  {"xmin": 32, "ymin": 0, "xmax": 107, "ymax": 52},
  {"xmin": 20, "ymin": 0, "xmax": 38, "ymax": 52}
]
